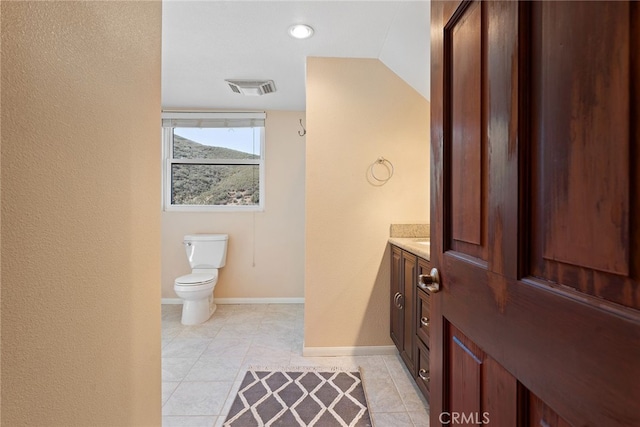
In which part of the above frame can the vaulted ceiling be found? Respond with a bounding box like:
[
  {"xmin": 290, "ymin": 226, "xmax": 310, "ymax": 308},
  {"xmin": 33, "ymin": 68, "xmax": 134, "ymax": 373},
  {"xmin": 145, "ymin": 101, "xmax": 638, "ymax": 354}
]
[{"xmin": 162, "ymin": 1, "xmax": 431, "ymax": 111}]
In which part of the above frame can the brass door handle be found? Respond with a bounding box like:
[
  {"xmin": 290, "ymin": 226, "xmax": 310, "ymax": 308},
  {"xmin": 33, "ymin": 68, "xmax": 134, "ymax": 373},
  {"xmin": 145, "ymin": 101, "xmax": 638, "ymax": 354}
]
[{"xmin": 418, "ymin": 268, "xmax": 441, "ymax": 293}]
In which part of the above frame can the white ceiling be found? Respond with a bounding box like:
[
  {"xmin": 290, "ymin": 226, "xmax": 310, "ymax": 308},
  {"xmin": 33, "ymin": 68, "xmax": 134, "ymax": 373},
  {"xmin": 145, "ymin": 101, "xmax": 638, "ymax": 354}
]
[{"xmin": 162, "ymin": 1, "xmax": 430, "ymax": 111}]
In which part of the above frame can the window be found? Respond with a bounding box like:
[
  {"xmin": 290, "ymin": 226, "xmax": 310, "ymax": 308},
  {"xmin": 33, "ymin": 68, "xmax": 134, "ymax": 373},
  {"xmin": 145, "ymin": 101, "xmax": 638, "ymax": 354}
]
[{"xmin": 162, "ymin": 112, "xmax": 266, "ymax": 211}]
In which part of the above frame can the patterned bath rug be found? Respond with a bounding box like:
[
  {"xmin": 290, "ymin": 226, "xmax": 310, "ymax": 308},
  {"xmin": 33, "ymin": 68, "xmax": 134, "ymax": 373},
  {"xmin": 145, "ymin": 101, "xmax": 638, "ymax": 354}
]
[{"xmin": 223, "ymin": 368, "xmax": 373, "ymax": 426}]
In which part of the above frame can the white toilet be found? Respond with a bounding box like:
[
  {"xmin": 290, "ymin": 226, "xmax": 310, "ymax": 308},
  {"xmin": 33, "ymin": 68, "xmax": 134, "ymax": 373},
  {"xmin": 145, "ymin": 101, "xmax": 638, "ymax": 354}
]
[{"xmin": 174, "ymin": 234, "xmax": 228, "ymax": 325}]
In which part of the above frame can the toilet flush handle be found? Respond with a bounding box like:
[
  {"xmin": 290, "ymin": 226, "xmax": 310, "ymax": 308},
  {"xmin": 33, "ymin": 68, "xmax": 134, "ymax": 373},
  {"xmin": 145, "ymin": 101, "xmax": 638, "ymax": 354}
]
[{"xmin": 183, "ymin": 241, "xmax": 194, "ymax": 261}]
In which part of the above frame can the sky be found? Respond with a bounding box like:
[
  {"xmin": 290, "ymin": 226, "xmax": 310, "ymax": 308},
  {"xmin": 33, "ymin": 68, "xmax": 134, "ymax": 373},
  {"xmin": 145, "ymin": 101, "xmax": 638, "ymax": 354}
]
[{"xmin": 174, "ymin": 127, "xmax": 260, "ymax": 155}]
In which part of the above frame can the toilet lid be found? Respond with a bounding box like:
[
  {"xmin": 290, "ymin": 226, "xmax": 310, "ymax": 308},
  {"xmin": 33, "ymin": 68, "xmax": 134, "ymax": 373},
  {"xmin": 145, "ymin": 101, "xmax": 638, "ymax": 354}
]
[{"xmin": 175, "ymin": 273, "xmax": 215, "ymax": 286}]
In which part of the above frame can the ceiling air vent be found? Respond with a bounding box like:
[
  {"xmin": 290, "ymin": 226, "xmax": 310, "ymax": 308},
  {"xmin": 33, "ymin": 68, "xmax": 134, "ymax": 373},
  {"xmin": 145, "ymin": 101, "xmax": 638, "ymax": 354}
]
[{"xmin": 225, "ymin": 80, "xmax": 276, "ymax": 96}]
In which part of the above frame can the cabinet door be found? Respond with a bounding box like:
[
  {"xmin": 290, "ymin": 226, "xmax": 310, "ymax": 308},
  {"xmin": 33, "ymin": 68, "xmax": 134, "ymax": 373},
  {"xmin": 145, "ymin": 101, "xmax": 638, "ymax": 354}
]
[
  {"xmin": 400, "ymin": 251, "xmax": 417, "ymax": 374},
  {"xmin": 416, "ymin": 339, "xmax": 431, "ymax": 402},
  {"xmin": 416, "ymin": 288, "xmax": 430, "ymax": 348},
  {"xmin": 416, "ymin": 257, "xmax": 432, "ymax": 401},
  {"xmin": 416, "ymin": 257, "xmax": 432, "ymax": 346},
  {"xmin": 390, "ymin": 246, "xmax": 403, "ymax": 351}
]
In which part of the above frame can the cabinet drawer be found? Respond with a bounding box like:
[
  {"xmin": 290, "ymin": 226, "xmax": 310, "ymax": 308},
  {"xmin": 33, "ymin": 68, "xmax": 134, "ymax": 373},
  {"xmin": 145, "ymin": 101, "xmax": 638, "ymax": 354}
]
[
  {"xmin": 416, "ymin": 288, "xmax": 431, "ymax": 346},
  {"xmin": 416, "ymin": 339, "xmax": 430, "ymax": 401}
]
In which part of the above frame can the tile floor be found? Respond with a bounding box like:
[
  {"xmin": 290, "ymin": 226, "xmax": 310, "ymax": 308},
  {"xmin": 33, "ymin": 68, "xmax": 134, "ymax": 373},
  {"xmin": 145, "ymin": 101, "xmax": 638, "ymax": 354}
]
[{"xmin": 162, "ymin": 303, "xmax": 430, "ymax": 427}]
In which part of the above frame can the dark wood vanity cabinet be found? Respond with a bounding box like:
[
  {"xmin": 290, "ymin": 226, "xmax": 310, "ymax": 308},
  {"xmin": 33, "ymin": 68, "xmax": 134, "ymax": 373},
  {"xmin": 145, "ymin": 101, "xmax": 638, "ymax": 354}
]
[
  {"xmin": 390, "ymin": 246, "xmax": 416, "ymax": 374},
  {"xmin": 390, "ymin": 245, "xmax": 431, "ymax": 402}
]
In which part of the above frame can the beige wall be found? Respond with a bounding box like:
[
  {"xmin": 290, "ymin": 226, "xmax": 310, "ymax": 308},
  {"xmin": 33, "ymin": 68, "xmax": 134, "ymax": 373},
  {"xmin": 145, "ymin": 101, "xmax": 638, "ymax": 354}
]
[
  {"xmin": 1, "ymin": 2, "xmax": 161, "ymax": 426},
  {"xmin": 162, "ymin": 111, "xmax": 305, "ymax": 300},
  {"xmin": 305, "ymin": 57, "xmax": 430, "ymax": 350},
  {"xmin": 0, "ymin": 3, "xmax": 2, "ymax": 419}
]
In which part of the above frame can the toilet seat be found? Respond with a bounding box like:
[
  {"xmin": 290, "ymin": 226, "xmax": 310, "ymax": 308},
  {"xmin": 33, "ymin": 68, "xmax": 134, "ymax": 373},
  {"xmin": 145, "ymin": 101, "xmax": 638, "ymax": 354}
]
[
  {"xmin": 174, "ymin": 282, "xmax": 214, "ymax": 293},
  {"xmin": 175, "ymin": 272, "xmax": 217, "ymax": 286}
]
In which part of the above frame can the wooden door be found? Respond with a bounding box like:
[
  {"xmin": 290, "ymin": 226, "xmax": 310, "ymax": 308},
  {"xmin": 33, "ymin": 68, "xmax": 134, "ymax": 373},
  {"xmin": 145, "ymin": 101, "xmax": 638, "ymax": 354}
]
[{"xmin": 430, "ymin": 1, "xmax": 640, "ymax": 426}]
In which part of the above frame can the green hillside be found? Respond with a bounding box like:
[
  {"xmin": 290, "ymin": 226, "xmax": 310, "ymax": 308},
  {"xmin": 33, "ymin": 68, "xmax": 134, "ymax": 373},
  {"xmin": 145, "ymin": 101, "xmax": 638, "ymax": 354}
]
[
  {"xmin": 172, "ymin": 135, "xmax": 259, "ymax": 206},
  {"xmin": 173, "ymin": 135, "xmax": 258, "ymax": 160}
]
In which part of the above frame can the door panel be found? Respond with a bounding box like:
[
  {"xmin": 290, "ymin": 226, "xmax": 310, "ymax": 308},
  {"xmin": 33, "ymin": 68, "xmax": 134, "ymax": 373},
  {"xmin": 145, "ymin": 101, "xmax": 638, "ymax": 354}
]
[
  {"xmin": 481, "ymin": 356, "xmax": 517, "ymax": 427},
  {"xmin": 448, "ymin": 324, "xmax": 483, "ymax": 419},
  {"xmin": 532, "ymin": 1, "xmax": 630, "ymax": 277},
  {"xmin": 445, "ymin": 324, "xmax": 518, "ymax": 427},
  {"xmin": 447, "ymin": 0, "xmax": 489, "ymax": 263},
  {"xmin": 529, "ymin": 393, "xmax": 571, "ymax": 427},
  {"xmin": 431, "ymin": 1, "xmax": 640, "ymax": 426},
  {"xmin": 529, "ymin": 1, "xmax": 639, "ymax": 308},
  {"xmin": 450, "ymin": 1, "xmax": 482, "ymax": 247},
  {"xmin": 486, "ymin": 0, "xmax": 520, "ymax": 278}
]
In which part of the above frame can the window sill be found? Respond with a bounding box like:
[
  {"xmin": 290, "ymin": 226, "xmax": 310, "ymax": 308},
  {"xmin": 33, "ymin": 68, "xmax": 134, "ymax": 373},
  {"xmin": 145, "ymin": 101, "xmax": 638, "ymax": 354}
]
[{"xmin": 164, "ymin": 204, "xmax": 265, "ymax": 213}]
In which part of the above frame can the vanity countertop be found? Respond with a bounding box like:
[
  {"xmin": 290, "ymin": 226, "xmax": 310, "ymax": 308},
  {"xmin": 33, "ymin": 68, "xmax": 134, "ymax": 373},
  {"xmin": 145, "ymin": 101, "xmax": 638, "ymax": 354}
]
[{"xmin": 389, "ymin": 237, "xmax": 430, "ymax": 261}]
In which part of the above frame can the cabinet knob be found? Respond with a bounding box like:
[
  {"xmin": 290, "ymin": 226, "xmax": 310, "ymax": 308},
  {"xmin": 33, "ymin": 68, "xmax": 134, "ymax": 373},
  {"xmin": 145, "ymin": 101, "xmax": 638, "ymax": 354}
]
[
  {"xmin": 418, "ymin": 268, "xmax": 441, "ymax": 293},
  {"xmin": 420, "ymin": 317, "xmax": 430, "ymax": 327},
  {"xmin": 418, "ymin": 369, "xmax": 430, "ymax": 382}
]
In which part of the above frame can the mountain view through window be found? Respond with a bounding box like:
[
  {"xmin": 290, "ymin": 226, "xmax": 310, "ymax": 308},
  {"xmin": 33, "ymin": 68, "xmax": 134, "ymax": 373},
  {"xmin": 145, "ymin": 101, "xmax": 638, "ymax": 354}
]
[{"xmin": 171, "ymin": 133, "xmax": 260, "ymax": 206}]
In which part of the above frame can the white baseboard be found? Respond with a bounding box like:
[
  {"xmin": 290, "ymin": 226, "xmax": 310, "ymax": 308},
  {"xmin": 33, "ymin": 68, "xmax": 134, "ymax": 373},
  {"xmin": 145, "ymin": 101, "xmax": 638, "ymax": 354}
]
[
  {"xmin": 161, "ymin": 297, "xmax": 305, "ymax": 305},
  {"xmin": 302, "ymin": 346, "xmax": 397, "ymax": 357},
  {"xmin": 216, "ymin": 297, "xmax": 305, "ymax": 304}
]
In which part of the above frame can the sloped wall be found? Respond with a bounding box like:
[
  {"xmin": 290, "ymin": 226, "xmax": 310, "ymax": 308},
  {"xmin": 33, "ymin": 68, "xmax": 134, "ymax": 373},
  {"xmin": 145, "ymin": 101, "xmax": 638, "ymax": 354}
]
[{"xmin": 305, "ymin": 57, "xmax": 430, "ymax": 350}]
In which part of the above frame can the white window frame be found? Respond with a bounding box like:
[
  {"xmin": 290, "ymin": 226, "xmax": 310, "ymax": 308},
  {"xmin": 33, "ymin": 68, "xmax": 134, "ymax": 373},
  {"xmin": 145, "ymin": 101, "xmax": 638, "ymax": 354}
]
[{"xmin": 162, "ymin": 112, "xmax": 266, "ymax": 212}]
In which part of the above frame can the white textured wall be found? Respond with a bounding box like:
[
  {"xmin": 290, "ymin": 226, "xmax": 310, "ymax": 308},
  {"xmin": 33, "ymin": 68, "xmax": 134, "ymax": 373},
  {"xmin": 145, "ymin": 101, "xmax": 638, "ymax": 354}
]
[
  {"xmin": 305, "ymin": 57, "xmax": 430, "ymax": 350},
  {"xmin": 1, "ymin": 2, "xmax": 161, "ymax": 425},
  {"xmin": 162, "ymin": 111, "xmax": 306, "ymax": 300}
]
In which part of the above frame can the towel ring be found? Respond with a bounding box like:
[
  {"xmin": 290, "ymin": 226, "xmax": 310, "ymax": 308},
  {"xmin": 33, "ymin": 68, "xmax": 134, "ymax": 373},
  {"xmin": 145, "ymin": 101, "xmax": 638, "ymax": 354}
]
[{"xmin": 368, "ymin": 157, "xmax": 394, "ymax": 185}]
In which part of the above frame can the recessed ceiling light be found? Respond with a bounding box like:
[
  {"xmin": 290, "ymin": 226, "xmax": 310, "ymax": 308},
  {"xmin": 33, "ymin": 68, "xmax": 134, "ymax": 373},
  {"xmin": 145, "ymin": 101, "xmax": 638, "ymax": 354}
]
[{"xmin": 288, "ymin": 24, "xmax": 314, "ymax": 40}]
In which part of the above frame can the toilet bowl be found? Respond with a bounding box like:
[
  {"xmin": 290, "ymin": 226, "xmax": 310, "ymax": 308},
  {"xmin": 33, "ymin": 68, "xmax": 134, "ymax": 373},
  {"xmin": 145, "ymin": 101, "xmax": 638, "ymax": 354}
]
[
  {"xmin": 174, "ymin": 234, "xmax": 228, "ymax": 325},
  {"xmin": 174, "ymin": 271, "xmax": 218, "ymax": 325}
]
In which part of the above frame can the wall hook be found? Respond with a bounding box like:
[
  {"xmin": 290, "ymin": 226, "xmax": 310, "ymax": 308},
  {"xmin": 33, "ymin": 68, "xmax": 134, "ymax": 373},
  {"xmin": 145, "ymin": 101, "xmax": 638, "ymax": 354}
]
[{"xmin": 298, "ymin": 119, "xmax": 306, "ymax": 137}]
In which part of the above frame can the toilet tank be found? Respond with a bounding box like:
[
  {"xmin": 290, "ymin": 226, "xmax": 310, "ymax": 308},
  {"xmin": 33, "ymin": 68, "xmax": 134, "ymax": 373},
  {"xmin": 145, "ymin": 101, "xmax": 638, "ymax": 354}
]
[{"xmin": 184, "ymin": 234, "xmax": 228, "ymax": 269}]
